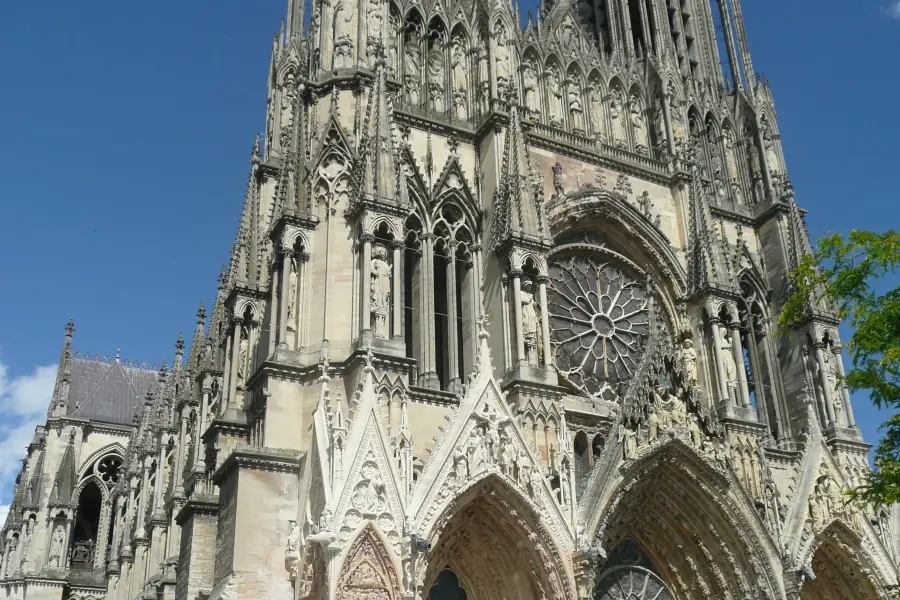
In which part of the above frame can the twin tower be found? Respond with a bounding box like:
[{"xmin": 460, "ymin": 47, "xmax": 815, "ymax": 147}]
[{"xmin": 1, "ymin": 0, "xmax": 897, "ymax": 599}]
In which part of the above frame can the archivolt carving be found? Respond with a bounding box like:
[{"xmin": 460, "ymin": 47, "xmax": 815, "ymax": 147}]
[{"xmin": 336, "ymin": 526, "xmax": 402, "ymax": 600}]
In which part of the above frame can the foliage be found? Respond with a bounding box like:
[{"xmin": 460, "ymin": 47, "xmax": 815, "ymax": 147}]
[{"xmin": 779, "ymin": 230, "xmax": 900, "ymax": 505}]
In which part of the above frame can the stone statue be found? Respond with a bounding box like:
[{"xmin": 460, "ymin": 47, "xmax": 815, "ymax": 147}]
[
  {"xmin": 287, "ymin": 258, "xmax": 299, "ymax": 330},
  {"xmin": 552, "ymin": 162, "xmax": 564, "ymax": 198},
  {"xmin": 370, "ymin": 244, "xmax": 391, "ymax": 339},
  {"xmin": 521, "ymin": 279, "xmax": 539, "ymax": 366},
  {"xmin": 238, "ymin": 327, "xmax": 249, "ymax": 382},
  {"xmin": 651, "ymin": 97, "xmax": 666, "ymax": 152},
  {"xmin": 19, "ymin": 516, "xmax": 34, "ymax": 572},
  {"xmin": 427, "ymin": 45, "xmax": 445, "ymax": 113},
  {"xmin": 494, "ymin": 31, "xmax": 510, "ymax": 93},
  {"xmin": 366, "ymin": 0, "xmax": 383, "ymax": 61},
  {"xmin": 558, "ymin": 467, "xmax": 571, "ymax": 506},
  {"xmin": 286, "ymin": 520, "xmax": 301, "ymax": 554},
  {"xmin": 387, "ymin": 12, "xmax": 400, "ymax": 74},
  {"xmin": 637, "ymin": 191, "xmax": 652, "ymax": 218},
  {"xmin": 405, "ymin": 43, "xmax": 421, "ymax": 105},
  {"xmin": 568, "ymin": 83, "xmax": 584, "ymax": 130},
  {"xmin": 547, "ymin": 69, "xmax": 564, "ymax": 125},
  {"xmin": 762, "ymin": 123, "xmax": 780, "ymax": 174},
  {"xmin": 332, "ymin": 0, "xmax": 354, "ymax": 68},
  {"xmin": 719, "ymin": 325, "xmax": 737, "ymax": 384},
  {"xmin": 451, "ymin": 39, "xmax": 468, "ymax": 119},
  {"xmin": 610, "ymin": 89, "xmax": 626, "ymax": 146},
  {"xmin": 679, "ymin": 339, "xmax": 698, "ymax": 388},
  {"xmin": 630, "ymin": 95, "xmax": 645, "ymax": 143},
  {"xmin": 620, "ymin": 424, "xmax": 638, "ymax": 459},
  {"xmin": 48, "ymin": 524, "xmax": 65, "ymax": 568},
  {"xmin": 500, "ymin": 434, "xmax": 516, "ymax": 478},
  {"xmin": 588, "ymin": 85, "xmax": 604, "ymax": 140},
  {"xmin": 523, "ymin": 61, "xmax": 539, "ymax": 111},
  {"xmin": 280, "ymin": 72, "xmax": 296, "ymax": 134}
]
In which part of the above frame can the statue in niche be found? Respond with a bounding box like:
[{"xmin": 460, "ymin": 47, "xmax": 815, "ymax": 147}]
[
  {"xmin": 630, "ymin": 94, "xmax": 645, "ymax": 144},
  {"xmin": 620, "ymin": 423, "xmax": 638, "ymax": 459},
  {"xmin": 19, "ymin": 515, "xmax": 34, "ymax": 571},
  {"xmin": 637, "ymin": 191, "xmax": 652, "ymax": 217},
  {"xmin": 427, "ymin": 45, "xmax": 445, "ymax": 113},
  {"xmin": 568, "ymin": 82, "xmax": 584, "ymax": 131},
  {"xmin": 723, "ymin": 128, "xmax": 739, "ymax": 181},
  {"xmin": 332, "ymin": 0, "xmax": 353, "ymax": 68},
  {"xmin": 404, "ymin": 43, "xmax": 421, "ymax": 105},
  {"xmin": 521, "ymin": 279, "xmax": 539, "ymax": 365},
  {"xmin": 286, "ymin": 520, "xmax": 301, "ymax": 554},
  {"xmin": 467, "ymin": 426, "xmax": 490, "ymax": 475},
  {"xmin": 499, "ymin": 434, "xmax": 517, "ymax": 478},
  {"xmin": 609, "ymin": 89, "xmax": 627, "ymax": 146},
  {"xmin": 287, "ymin": 257, "xmax": 299, "ymax": 331},
  {"xmin": 558, "ymin": 467, "xmax": 571, "ymax": 506},
  {"xmin": 678, "ymin": 338, "xmax": 699, "ymax": 388},
  {"xmin": 48, "ymin": 525, "xmax": 65, "ymax": 568},
  {"xmin": 719, "ymin": 325, "xmax": 738, "ymax": 387},
  {"xmin": 236, "ymin": 326, "xmax": 249, "ymax": 382},
  {"xmin": 546, "ymin": 69, "xmax": 564, "ymax": 125},
  {"xmin": 494, "ymin": 30, "xmax": 510, "ymax": 93},
  {"xmin": 588, "ymin": 84, "xmax": 605, "ymax": 140},
  {"xmin": 523, "ymin": 61, "xmax": 539, "ymax": 112},
  {"xmin": 529, "ymin": 465, "xmax": 544, "ymax": 500},
  {"xmin": 370, "ymin": 244, "xmax": 392, "ymax": 339},
  {"xmin": 451, "ymin": 39, "xmax": 468, "ymax": 119},
  {"xmin": 387, "ymin": 14, "xmax": 400, "ymax": 75},
  {"xmin": 366, "ymin": 0, "xmax": 383, "ymax": 63},
  {"xmin": 352, "ymin": 465, "xmax": 387, "ymax": 513},
  {"xmin": 4, "ymin": 536, "xmax": 16, "ymax": 575},
  {"xmin": 280, "ymin": 71, "xmax": 296, "ymax": 134},
  {"xmin": 762, "ymin": 122, "xmax": 780, "ymax": 174}
]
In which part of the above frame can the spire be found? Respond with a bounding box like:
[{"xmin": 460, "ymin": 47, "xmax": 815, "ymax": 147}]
[
  {"xmin": 50, "ymin": 431, "xmax": 77, "ymax": 506},
  {"xmin": 362, "ymin": 50, "xmax": 398, "ymax": 202},
  {"xmin": 22, "ymin": 450, "xmax": 45, "ymax": 510},
  {"xmin": 686, "ymin": 165, "xmax": 736, "ymax": 296},
  {"xmin": 489, "ymin": 92, "xmax": 546, "ymax": 252},
  {"xmin": 174, "ymin": 332, "xmax": 185, "ymax": 372},
  {"xmin": 189, "ymin": 299, "xmax": 206, "ymax": 370},
  {"xmin": 49, "ymin": 320, "xmax": 75, "ymax": 417}
]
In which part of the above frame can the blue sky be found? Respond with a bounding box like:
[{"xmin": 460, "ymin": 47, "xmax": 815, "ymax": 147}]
[{"xmin": 0, "ymin": 0, "xmax": 898, "ymax": 515}]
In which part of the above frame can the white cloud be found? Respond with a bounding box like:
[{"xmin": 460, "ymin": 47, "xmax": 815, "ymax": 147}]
[
  {"xmin": 0, "ymin": 361, "xmax": 57, "ymax": 506},
  {"xmin": 0, "ymin": 506, "xmax": 8, "ymax": 526},
  {"xmin": 886, "ymin": 1, "xmax": 900, "ymax": 18}
]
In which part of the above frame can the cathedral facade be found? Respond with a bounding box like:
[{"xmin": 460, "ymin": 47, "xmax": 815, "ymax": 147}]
[{"xmin": 2, "ymin": 0, "xmax": 899, "ymax": 599}]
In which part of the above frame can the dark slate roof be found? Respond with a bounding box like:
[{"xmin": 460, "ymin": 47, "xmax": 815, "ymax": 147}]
[{"xmin": 66, "ymin": 354, "xmax": 159, "ymax": 426}]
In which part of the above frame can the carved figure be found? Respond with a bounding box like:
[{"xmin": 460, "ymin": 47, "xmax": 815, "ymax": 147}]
[
  {"xmin": 521, "ymin": 279, "xmax": 539, "ymax": 366},
  {"xmin": 762, "ymin": 123, "xmax": 780, "ymax": 174},
  {"xmin": 547, "ymin": 69, "xmax": 564, "ymax": 125},
  {"xmin": 19, "ymin": 516, "xmax": 34, "ymax": 571},
  {"xmin": 48, "ymin": 525, "xmax": 65, "ymax": 568},
  {"xmin": 370, "ymin": 244, "xmax": 391, "ymax": 338},
  {"xmin": 287, "ymin": 258, "xmax": 299, "ymax": 330},
  {"xmin": 280, "ymin": 71, "xmax": 296, "ymax": 133},
  {"xmin": 286, "ymin": 520, "xmax": 301, "ymax": 554},
  {"xmin": 719, "ymin": 325, "xmax": 737, "ymax": 384},
  {"xmin": 428, "ymin": 45, "xmax": 445, "ymax": 113},
  {"xmin": 366, "ymin": 0, "xmax": 383, "ymax": 56},
  {"xmin": 523, "ymin": 61, "xmax": 539, "ymax": 111},
  {"xmin": 451, "ymin": 39, "xmax": 468, "ymax": 119},
  {"xmin": 552, "ymin": 162, "xmax": 564, "ymax": 198},
  {"xmin": 405, "ymin": 44, "xmax": 421, "ymax": 105},
  {"xmin": 609, "ymin": 89, "xmax": 627, "ymax": 145},
  {"xmin": 238, "ymin": 327, "xmax": 249, "ymax": 382},
  {"xmin": 679, "ymin": 339, "xmax": 698, "ymax": 388},
  {"xmin": 588, "ymin": 85, "xmax": 604, "ymax": 140},
  {"xmin": 332, "ymin": 0, "xmax": 353, "ymax": 68},
  {"xmin": 500, "ymin": 434, "xmax": 516, "ymax": 477},
  {"xmin": 494, "ymin": 31, "xmax": 510, "ymax": 92},
  {"xmin": 568, "ymin": 83, "xmax": 584, "ymax": 130}
]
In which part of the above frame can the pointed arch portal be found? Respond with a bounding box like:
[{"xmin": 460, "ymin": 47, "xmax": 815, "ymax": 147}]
[
  {"xmin": 423, "ymin": 476, "xmax": 570, "ymax": 600},
  {"xmin": 800, "ymin": 528, "xmax": 881, "ymax": 600}
]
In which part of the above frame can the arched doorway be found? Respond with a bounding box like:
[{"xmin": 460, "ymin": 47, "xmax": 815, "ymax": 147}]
[
  {"xmin": 423, "ymin": 476, "xmax": 570, "ymax": 600},
  {"xmin": 800, "ymin": 527, "xmax": 882, "ymax": 600},
  {"xmin": 592, "ymin": 443, "xmax": 778, "ymax": 599}
]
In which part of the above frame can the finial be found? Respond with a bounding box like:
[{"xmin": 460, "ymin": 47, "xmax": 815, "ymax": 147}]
[
  {"xmin": 477, "ymin": 312, "xmax": 491, "ymax": 340},
  {"xmin": 364, "ymin": 345, "xmax": 376, "ymax": 374},
  {"xmin": 158, "ymin": 360, "xmax": 168, "ymax": 381},
  {"xmin": 318, "ymin": 355, "xmax": 332, "ymax": 384},
  {"xmin": 218, "ymin": 265, "xmax": 228, "ymax": 290},
  {"xmin": 176, "ymin": 331, "xmax": 185, "ymax": 355},
  {"xmin": 115, "ymin": 349, "xmax": 120, "ymax": 363},
  {"xmin": 197, "ymin": 299, "xmax": 206, "ymax": 325},
  {"xmin": 68, "ymin": 429, "xmax": 76, "ymax": 444},
  {"xmin": 65, "ymin": 319, "xmax": 75, "ymax": 339},
  {"xmin": 251, "ymin": 133, "xmax": 261, "ymax": 164}
]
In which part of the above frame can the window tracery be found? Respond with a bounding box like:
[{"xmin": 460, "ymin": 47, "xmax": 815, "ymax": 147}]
[{"xmin": 548, "ymin": 252, "xmax": 653, "ymax": 399}]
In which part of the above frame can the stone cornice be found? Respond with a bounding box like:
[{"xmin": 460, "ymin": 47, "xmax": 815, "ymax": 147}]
[
  {"xmin": 175, "ymin": 497, "xmax": 220, "ymax": 525},
  {"xmin": 825, "ymin": 434, "xmax": 871, "ymax": 455},
  {"xmin": 45, "ymin": 417, "xmax": 133, "ymax": 436},
  {"xmin": 408, "ymin": 385, "xmax": 459, "ymax": 408},
  {"xmin": 211, "ymin": 445, "xmax": 304, "ymax": 486},
  {"xmin": 201, "ymin": 417, "xmax": 249, "ymax": 445}
]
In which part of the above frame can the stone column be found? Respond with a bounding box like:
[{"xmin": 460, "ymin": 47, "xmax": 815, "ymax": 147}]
[
  {"xmin": 360, "ymin": 233, "xmax": 374, "ymax": 338},
  {"xmin": 60, "ymin": 516, "xmax": 74, "ymax": 569},
  {"xmin": 221, "ymin": 333, "xmax": 232, "ymax": 412},
  {"xmin": 731, "ymin": 324, "xmax": 751, "ymax": 407},
  {"xmin": 153, "ymin": 442, "xmax": 166, "ymax": 511},
  {"xmin": 511, "ymin": 270, "xmax": 526, "ymax": 365},
  {"xmin": 278, "ymin": 250, "xmax": 293, "ymax": 347},
  {"xmin": 108, "ymin": 494, "xmax": 122, "ymax": 566},
  {"xmin": 137, "ymin": 465, "xmax": 151, "ymax": 536},
  {"xmin": 392, "ymin": 241, "xmax": 403, "ymax": 339},
  {"xmin": 709, "ymin": 319, "xmax": 731, "ymax": 403},
  {"xmin": 421, "ymin": 234, "xmax": 438, "ymax": 384},
  {"xmin": 268, "ymin": 268, "xmax": 279, "ymax": 356},
  {"xmin": 93, "ymin": 497, "xmax": 112, "ymax": 571},
  {"xmin": 472, "ymin": 247, "xmax": 483, "ymax": 321},
  {"xmin": 174, "ymin": 413, "xmax": 189, "ymax": 494},
  {"xmin": 500, "ymin": 275, "xmax": 511, "ymax": 370},
  {"xmin": 227, "ymin": 318, "xmax": 243, "ymax": 411},
  {"xmin": 537, "ymin": 276, "xmax": 552, "ymax": 368},
  {"xmin": 298, "ymin": 253, "xmax": 310, "ymax": 346},
  {"xmin": 815, "ymin": 344, "xmax": 836, "ymax": 425},
  {"xmin": 833, "ymin": 346, "xmax": 856, "ymax": 427},
  {"xmin": 195, "ymin": 387, "xmax": 210, "ymax": 471}
]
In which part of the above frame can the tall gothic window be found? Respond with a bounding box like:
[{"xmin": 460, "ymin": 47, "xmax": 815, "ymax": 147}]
[{"xmin": 70, "ymin": 481, "xmax": 103, "ymax": 571}]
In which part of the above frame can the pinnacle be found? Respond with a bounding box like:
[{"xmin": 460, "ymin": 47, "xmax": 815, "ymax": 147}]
[
  {"xmin": 196, "ymin": 299, "xmax": 206, "ymax": 325},
  {"xmin": 65, "ymin": 319, "xmax": 75, "ymax": 338}
]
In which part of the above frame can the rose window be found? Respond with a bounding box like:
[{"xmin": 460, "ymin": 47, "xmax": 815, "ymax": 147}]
[
  {"xmin": 594, "ymin": 566, "xmax": 672, "ymax": 600},
  {"xmin": 96, "ymin": 455, "xmax": 123, "ymax": 485},
  {"xmin": 548, "ymin": 254, "xmax": 651, "ymax": 397}
]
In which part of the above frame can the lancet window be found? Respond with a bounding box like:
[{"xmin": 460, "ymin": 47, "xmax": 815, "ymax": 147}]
[
  {"xmin": 68, "ymin": 452, "xmax": 123, "ymax": 573},
  {"xmin": 737, "ymin": 277, "xmax": 787, "ymax": 440}
]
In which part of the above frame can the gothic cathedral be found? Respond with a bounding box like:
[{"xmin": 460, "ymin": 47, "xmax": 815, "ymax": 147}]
[{"xmin": 2, "ymin": 0, "xmax": 898, "ymax": 599}]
